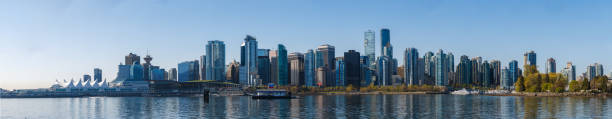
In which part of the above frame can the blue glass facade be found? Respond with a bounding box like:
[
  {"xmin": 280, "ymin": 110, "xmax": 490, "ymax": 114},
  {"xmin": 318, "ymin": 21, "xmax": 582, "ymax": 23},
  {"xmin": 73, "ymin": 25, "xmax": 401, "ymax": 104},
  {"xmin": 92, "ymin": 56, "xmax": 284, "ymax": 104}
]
[
  {"xmin": 524, "ymin": 51, "xmax": 536, "ymax": 66},
  {"xmin": 509, "ymin": 60, "xmax": 519, "ymax": 83},
  {"xmin": 304, "ymin": 49, "xmax": 315, "ymax": 87},
  {"xmin": 240, "ymin": 35, "xmax": 258, "ymax": 86},
  {"xmin": 94, "ymin": 68, "xmax": 102, "ymax": 83},
  {"xmin": 435, "ymin": 49, "xmax": 446, "ymax": 86},
  {"xmin": 178, "ymin": 60, "xmax": 198, "ymax": 82},
  {"xmin": 257, "ymin": 49, "xmax": 271, "ymax": 85},
  {"xmin": 206, "ymin": 40, "xmax": 226, "ymax": 81},
  {"xmin": 404, "ymin": 48, "xmax": 419, "ymax": 85},
  {"xmin": 364, "ymin": 30, "xmax": 376, "ymax": 68},
  {"xmin": 335, "ymin": 58, "xmax": 345, "ymax": 86},
  {"xmin": 130, "ymin": 62, "xmax": 144, "ymax": 81},
  {"xmin": 360, "ymin": 56, "xmax": 371, "ymax": 86},
  {"xmin": 277, "ymin": 44, "xmax": 288, "ymax": 86}
]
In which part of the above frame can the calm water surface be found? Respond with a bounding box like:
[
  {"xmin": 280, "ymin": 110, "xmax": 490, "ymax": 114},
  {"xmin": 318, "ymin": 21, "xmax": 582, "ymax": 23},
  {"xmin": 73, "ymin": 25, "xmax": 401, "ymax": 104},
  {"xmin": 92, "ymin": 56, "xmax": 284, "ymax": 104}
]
[{"xmin": 1, "ymin": 94, "xmax": 611, "ymax": 118}]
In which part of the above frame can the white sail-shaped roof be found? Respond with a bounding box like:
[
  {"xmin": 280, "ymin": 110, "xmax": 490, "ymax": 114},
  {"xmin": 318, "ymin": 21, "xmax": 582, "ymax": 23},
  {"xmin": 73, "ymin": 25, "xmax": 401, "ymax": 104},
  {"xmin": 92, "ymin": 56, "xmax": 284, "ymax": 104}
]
[
  {"xmin": 75, "ymin": 80, "xmax": 83, "ymax": 89},
  {"xmin": 92, "ymin": 81, "xmax": 100, "ymax": 88},
  {"xmin": 100, "ymin": 80, "xmax": 109, "ymax": 88},
  {"xmin": 84, "ymin": 80, "xmax": 92, "ymax": 89},
  {"xmin": 66, "ymin": 79, "xmax": 75, "ymax": 88}
]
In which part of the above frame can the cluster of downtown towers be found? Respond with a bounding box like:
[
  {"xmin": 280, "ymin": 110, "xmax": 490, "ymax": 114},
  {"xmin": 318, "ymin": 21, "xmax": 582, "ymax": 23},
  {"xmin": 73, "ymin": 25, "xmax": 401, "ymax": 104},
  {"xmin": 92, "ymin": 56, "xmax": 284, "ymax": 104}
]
[{"xmin": 111, "ymin": 28, "xmax": 592, "ymax": 89}]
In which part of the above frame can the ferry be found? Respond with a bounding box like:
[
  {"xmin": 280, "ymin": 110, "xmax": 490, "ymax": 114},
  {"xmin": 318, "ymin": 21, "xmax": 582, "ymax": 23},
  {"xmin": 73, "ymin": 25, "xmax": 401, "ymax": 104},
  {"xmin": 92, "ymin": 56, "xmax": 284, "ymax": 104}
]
[{"xmin": 251, "ymin": 89, "xmax": 291, "ymax": 99}]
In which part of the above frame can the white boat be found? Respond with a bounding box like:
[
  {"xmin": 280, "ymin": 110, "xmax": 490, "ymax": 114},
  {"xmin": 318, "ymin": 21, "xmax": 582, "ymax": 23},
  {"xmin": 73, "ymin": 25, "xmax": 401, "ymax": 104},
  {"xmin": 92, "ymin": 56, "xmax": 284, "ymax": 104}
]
[{"xmin": 451, "ymin": 89, "xmax": 471, "ymax": 95}]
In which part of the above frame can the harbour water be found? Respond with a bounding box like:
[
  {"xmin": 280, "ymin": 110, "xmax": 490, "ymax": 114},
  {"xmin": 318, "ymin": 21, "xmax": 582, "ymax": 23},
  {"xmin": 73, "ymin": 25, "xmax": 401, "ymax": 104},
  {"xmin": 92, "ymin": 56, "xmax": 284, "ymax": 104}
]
[{"xmin": 1, "ymin": 94, "xmax": 611, "ymax": 118}]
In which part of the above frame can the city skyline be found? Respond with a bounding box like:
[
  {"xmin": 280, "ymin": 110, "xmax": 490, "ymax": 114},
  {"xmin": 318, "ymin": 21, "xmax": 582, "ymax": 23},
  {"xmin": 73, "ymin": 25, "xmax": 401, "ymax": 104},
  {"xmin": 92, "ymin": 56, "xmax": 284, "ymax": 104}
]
[{"xmin": 3, "ymin": 0, "xmax": 612, "ymax": 89}]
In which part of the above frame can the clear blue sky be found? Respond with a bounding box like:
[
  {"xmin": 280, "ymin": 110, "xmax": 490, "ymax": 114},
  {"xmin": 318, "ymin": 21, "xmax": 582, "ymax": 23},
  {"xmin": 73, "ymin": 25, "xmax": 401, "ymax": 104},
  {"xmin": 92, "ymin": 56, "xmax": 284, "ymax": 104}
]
[{"xmin": 2, "ymin": 0, "xmax": 612, "ymax": 89}]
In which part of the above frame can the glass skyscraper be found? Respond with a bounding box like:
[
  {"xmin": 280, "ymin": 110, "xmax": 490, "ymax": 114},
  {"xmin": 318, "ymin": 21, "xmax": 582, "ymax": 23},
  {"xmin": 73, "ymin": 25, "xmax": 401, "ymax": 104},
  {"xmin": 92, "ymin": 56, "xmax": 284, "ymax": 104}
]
[
  {"xmin": 257, "ymin": 49, "xmax": 271, "ymax": 85},
  {"xmin": 206, "ymin": 40, "xmax": 226, "ymax": 81},
  {"xmin": 316, "ymin": 44, "xmax": 335, "ymax": 86},
  {"xmin": 304, "ymin": 49, "xmax": 315, "ymax": 87},
  {"xmin": 344, "ymin": 50, "xmax": 361, "ymax": 88},
  {"xmin": 380, "ymin": 28, "xmax": 392, "ymax": 58},
  {"xmin": 404, "ymin": 48, "xmax": 419, "ymax": 85},
  {"xmin": 277, "ymin": 44, "xmax": 288, "ymax": 86},
  {"xmin": 335, "ymin": 57, "xmax": 345, "ymax": 86},
  {"xmin": 178, "ymin": 60, "xmax": 199, "ymax": 82},
  {"xmin": 289, "ymin": 52, "xmax": 304, "ymax": 86},
  {"xmin": 94, "ymin": 68, "xmax": 102, "ymax": 83},
  {"xmin": 509, "ymin": 60, "xmax": 519, "ymax": 83},
  {"xmin": 434, "ymin": 49, "xmax": 446, "ymax": 86},
  {"xmin": 240, "ymin": 35, "xmax": 258, "ymax": 86},
  {"xmin": 524, "ymin": 50, "xmax": 536, "ymax": 66},
  {"xmin": 364, "ymin": 30, "xmax": 375, "ymax": 68},
  {"xmin": 545, "ymin": 58, "xmax": 556, "ymax": 73}
]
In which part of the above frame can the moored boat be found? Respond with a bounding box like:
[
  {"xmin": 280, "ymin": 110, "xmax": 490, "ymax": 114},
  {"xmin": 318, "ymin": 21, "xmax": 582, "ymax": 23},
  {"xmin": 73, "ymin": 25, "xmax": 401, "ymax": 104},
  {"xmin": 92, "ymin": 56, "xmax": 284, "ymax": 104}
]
[{"xmin": 251, "ymin": 89, "xmax": 291, "ymax": 99}]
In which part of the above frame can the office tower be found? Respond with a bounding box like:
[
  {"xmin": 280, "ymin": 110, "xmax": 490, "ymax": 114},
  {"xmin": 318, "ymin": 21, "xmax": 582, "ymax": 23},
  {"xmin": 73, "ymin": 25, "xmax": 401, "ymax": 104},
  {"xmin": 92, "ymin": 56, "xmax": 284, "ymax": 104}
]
[
  {"xmin": 304, "ymin": 49, "xmax": 316, "ymax": 87},
  {"xmin": 163, "ymin": 70, "xmax": 169, "ymax": 81},
  {"xmin": 316, "ymin": 67, "xmax": 327, "ymax": 86},
  {"xmin": 561, "ymin": 62, "xmax": 576, "ymax": 82},
  {"xmin": 240, "ymin": 35, "xmax": 258, "ymax": 86},
  {"xmin": 595, "ymin": 63, "xmax": 604, "ymax": 77},
  {"xmin": 130, "ymin": 62, "xmax": 144, "ymax": 81},
  {"xmin": 545, "ymin": 58, "xmax": 556, "ymax": 73},
  {"xmin": 143, "ymin": 55, "xmax": 153, "ymax": 80},
  {"xmin": 586, "ymin": 64, "xmax": 596, "ymax": 80},
  {"xmin": 316, "ymin": 44, "xmax": 336, "ymax": 86},
  {"xmin": 446, "ymin": 53, "xmax": 454, "ymax": 73},
  {"xmin": 377, "ymin": 56, "xmax": 393, "ymax": 86},
  {"xmin": 335, "ymin": 57, "xmax": 345, "ymax": 87},
  {"xmin": 150, "ymin": 67, "xmax": 165, "ymax": 80},
  {"xmin": 434, "ymin": 49, "xmax": 447, "ymax": 86},
  {"xmin": 524, "ymin": 51, "xmax": 536, "ymax": 66},
  {"xmin": 360, "ymin": 56, "xmax": 372, "ymax": 86},
  {"xmin": 416, "ymin": 58, "xmax": 425, "ymax": 85},
  {"xmin": 392, "ymin": 58, "xmax": 398, "ymax": 75},
  {"xmin": 364, "ymin": 30, "xmax": 376, "ymax": 68},
  {"xmin": 501, "ymin": 67, "xmax": 512, "ymax": 89},
  {"xmin": 227, "ymin": 60, "xmax": 240, "ymax": 84},
  {"xmin": 114, "ymin": 64, "xmax": 131, "ymax": 83},
  {"xmin": 269, "ymin": 50, "xmax": 278, "ymax": 85},
  {"xmin": 200, "ymin": 55, "xmax": 206, "ymax": 80},
  {"xmin": 206, "ymin": 40, "xmax": 226, "ymax": 81},
  {"xmin": 471, "ymin": 57, "xmax": 483, "ymax": 85},
  {"xmin": 94, "ymin": 68, "xmax": 102, "ymax": 83},
  {"xmin": 509, "ymin": 60, "xmax": 519, "ymax": 83},
  {"xmin": 344, "ymin": 50, "xmax": 361, "ymax": 88},
  {"xmin": 458, "ymin": 55, "xmax": 472, "ymax": 85},
  {"xmin": 490, "ymin": 60, "xmax": 501, "ymax": 86},
  {"xmin": 168, "ymin": 68, "xmax": 177, "ymax": 81},
  {"xmin": 83, "ymin": 75, "xmax": 91, "ymax": 82},
  {"xmin": 125, "ymin": 53, "xmax": 140, "ymax": 66},
  {"xmin": 277, "ymin": 44, "xmax": 289, "ymax": 86},
  {"xmin": 380, "ymin": 28, "xmax": 392, "ymax": 58},
  {"xmin": 482, "ymin": 61, "xmax": 492, "ymax": 87},
  {"xmin": 289, "ymin": 52, "xmax": 304, "ymax": 86},
  {"xmin": 424, "ymin": 52, "xmax": 434, "ymax": 77},
  {"xmin": 178, "ymin": 60, "xmax": 199, "ymax": 82},
  {"xmin": 404, "ymin": 48, "xmax": 419, "ymax": 85},
  {"xmin": 257, "ymin": 49, "xmax": 271, "ymax": 84}
]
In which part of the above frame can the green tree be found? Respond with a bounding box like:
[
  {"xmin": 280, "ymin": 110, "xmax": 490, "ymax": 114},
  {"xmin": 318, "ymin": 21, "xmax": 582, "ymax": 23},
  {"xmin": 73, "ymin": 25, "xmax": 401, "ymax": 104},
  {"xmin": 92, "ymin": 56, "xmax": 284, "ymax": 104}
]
[
  {"xmin": 581, "ymin": 79, "xmax": 590, "ymax": 90},
  {"xmin": 515, "ymin": 76, "xmax": 526, "ymax": 92},
  {"xmin": 524, "ymin": 74, "xmax": 541, "ymax": 92},
  {"xmin": 552, "ymin": 78, "xmax": 567, "ymax": 93},
  {"xmin": 568, "ymin": 80, "xmax": 580, "ymax": 92}
]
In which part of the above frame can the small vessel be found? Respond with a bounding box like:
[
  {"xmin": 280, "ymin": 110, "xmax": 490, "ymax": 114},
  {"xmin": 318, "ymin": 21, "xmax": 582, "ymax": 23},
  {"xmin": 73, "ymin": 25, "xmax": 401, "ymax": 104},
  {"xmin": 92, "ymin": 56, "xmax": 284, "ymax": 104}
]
[
  {"xmin": 451, "ymin": 89, "xmax": 482, "ymax": 95},
  {"xmin": 451, "ymin": 89, "xmax": 471, "ymax": 95},
  {"xmin": 251, "ymin": 89, "xmax": 291, "ymax": 99}
]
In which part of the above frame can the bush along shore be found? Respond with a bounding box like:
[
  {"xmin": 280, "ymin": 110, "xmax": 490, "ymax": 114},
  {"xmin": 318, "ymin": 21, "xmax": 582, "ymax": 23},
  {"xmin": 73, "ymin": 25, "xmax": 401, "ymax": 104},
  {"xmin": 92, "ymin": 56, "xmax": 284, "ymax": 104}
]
[{"xmin": 510, "ymin": 65, "xmax": 612, "ymax": 97}]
